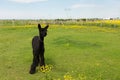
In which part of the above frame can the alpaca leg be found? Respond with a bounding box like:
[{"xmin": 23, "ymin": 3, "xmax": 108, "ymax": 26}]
[
  {"xmin": 29, "ymin": 51, "xmax": 39, "ymax": 74},
  {"xmin": 40, "ymin": 53, "xmax": 45, "ymax": 66}
]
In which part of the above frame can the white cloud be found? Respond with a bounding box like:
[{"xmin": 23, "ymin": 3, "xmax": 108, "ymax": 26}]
[
  {"xmin": 71, "ymin": 4, "xmax": 97, "ymax": 9},
  {"xmin": 0, "ymin": 8, "xmax": 43, "ymax": 19},
  {"xmin": 9, "ymin": 0, "xmax": 48, "ymax": 3}
]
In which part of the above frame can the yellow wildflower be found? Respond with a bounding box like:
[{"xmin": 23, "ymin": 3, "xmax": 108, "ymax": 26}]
[
  {"xmin": 39, "ymin": 64, "xmax": 53, "ymax": 73},
  {"xmin": 64, "ymin": 73, "xmax": 73, "ymax": 80}
]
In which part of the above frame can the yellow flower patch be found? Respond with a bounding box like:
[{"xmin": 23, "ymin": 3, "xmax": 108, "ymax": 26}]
[{"xmin": 39, "ymin": 64, "xmax": 53, "ymax": 73}]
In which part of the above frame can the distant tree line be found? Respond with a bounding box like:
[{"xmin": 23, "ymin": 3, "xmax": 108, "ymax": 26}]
[{"xmin": 0, "ymin": 18, "xmax": 120, "ymax": 28}]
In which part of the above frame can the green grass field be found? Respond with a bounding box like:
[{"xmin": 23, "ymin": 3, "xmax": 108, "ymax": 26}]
[{"xmin": 0, "ymin": 25, "xmax": 120, "ymax": 80}]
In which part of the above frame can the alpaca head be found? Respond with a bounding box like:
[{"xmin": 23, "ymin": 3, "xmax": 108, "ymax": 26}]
[{"xmin": 38, "ymin": 24, "xmax": 49, "ymax": 37}]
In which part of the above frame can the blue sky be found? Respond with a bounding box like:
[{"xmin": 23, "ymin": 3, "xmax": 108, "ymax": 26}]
[{"xmin": 0, "ymin": 0, "xmax": 120, "ymax": 19}]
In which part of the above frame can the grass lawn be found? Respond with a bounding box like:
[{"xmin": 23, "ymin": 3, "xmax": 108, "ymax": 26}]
[{"xmin": 0, "ymin": 25, "xmax": 120, "ymax": 80}]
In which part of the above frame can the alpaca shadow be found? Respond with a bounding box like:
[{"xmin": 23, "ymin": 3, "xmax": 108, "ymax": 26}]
[
  {"xmin": 45, "ymin": 58, "xmax": 55, "ymax": 65},
  {"xmin": 46, "ymin": 58, "xmax": 67, "ymax": 73}
]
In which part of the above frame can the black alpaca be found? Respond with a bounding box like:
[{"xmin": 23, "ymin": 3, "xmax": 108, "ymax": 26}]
[{"xmin": 29, "ymin": 24, "xmax": 49, "ymax": 74}]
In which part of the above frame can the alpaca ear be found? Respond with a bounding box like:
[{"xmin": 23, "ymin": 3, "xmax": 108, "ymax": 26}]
[
  {"xmin": 45, "ymin": 24, "xmax": 49, "ymax": 29},
  {"xmin": 38, "ymin": 24, "xmax": 41, "ymax": 30}
]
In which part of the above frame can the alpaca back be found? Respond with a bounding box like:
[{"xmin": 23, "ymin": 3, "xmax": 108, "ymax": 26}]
[
  {"xmin": 32, "ymin": 36, "xmax": 44, "ymax": 52},
  {"xmin": 32, "ymin": 36, "xmax": 40, "ymax": 51}
]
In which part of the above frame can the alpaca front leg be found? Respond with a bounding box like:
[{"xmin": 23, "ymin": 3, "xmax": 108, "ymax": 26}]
[
  {"xmin": 41, "ymin": 56, "xmax": 45, "ymax": 66},
  {"xmin": 40, "ymin": 54, "xmax": 45, "ymax": 66}
]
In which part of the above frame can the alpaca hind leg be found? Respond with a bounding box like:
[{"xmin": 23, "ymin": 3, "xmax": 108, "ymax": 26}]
[{"xmin": 29, "ymin": 50, "xmax": 39, "ymax": 74}]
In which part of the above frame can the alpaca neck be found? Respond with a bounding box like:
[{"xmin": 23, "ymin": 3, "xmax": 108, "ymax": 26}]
[{"xmin": 40, "ymin": 36, "xmax": 44, "ymax": 42}]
